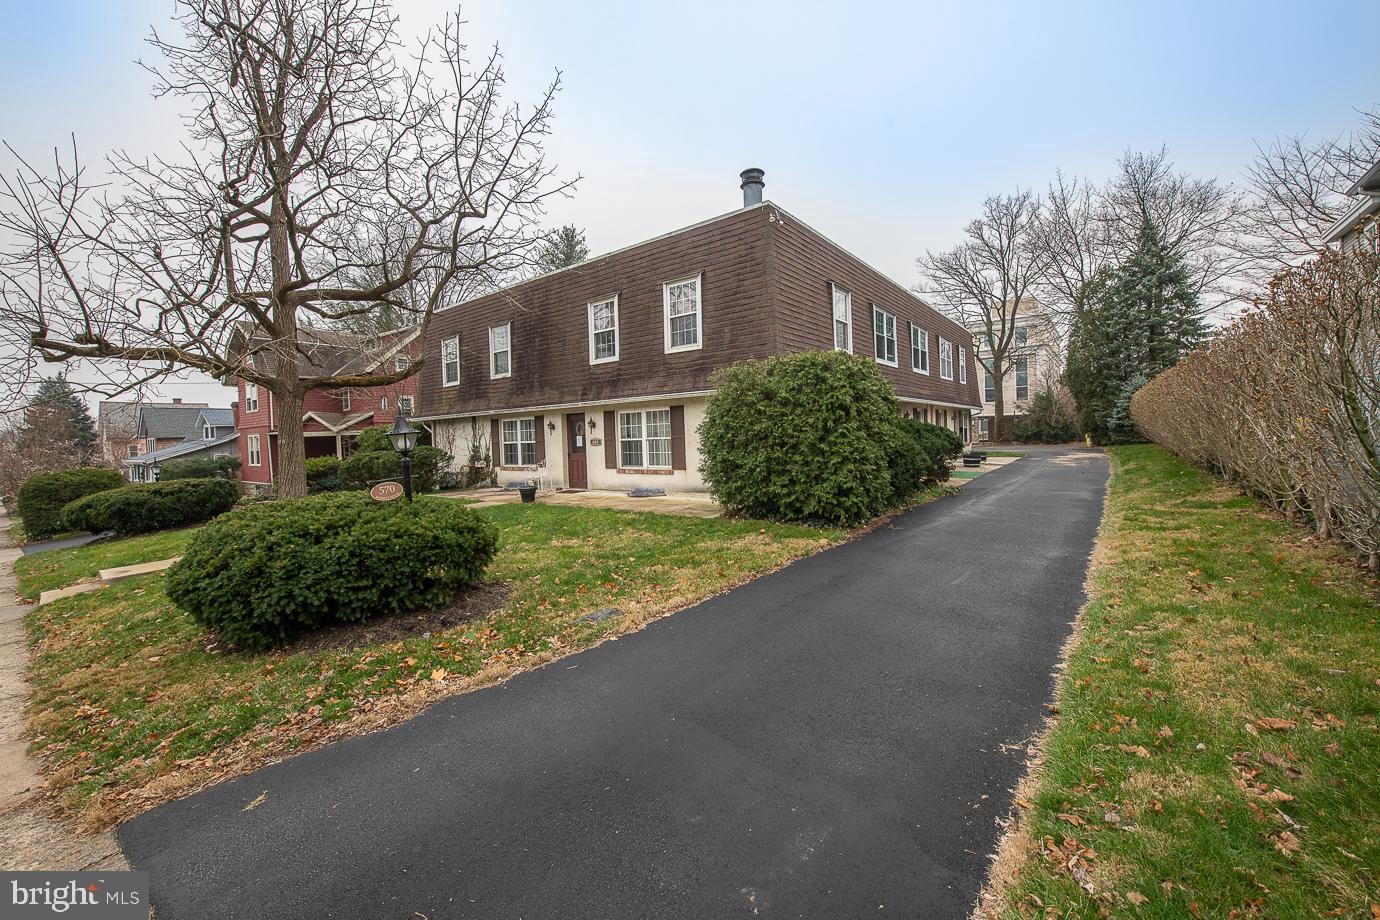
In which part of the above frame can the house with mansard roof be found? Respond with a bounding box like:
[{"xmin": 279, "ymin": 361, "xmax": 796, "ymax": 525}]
[{"xmin": 415, "ymin": 169, "xmax": 981, "ymax": 493}]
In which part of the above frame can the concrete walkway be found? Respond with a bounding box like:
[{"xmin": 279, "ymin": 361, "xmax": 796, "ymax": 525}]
[
  {"xmin": 121, "ymin": 447, "xmax": 1108, "ymax": 919},
  {"xmin": 441, "ymin": 486, "xmax": 724, "ymax": 518},
  {"xmin": 0, "ymin": 514, "xmax": 127, "ymax": 871}
]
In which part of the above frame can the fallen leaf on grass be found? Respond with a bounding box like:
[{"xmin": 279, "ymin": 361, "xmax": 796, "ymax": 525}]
[
  {"xmin": 1272, "ymin": 830, "xmax": 1302, "ymax": 856},
  {"xmin": 1156, "ymin": 725, "xmax": 1173, "ymax": 739},
  {"xmin": 429, "ymin": 668, "xmax": 448, "ymax": 682},
  {"xmin": 1126, "ymin": 891, "xmax": 1148, "ymax": 906},
  {"xmin": 1058, "ymin": 812, "xmax": 1086, "ymax": 827},
  {"xmin": 1324, "ymin": 742, "xmax": 1341, "ymax": 757},
  {"xmin": 1255, "ymin": 717, "xmax": 1298, "ymax": 732},
  {"xmin": 1118, "ymin": 744, "xmax": 1153, "ymax": 758},
  {"xmin": 242, "ymin": 791, "xmax": 267, "ymax": 812}
]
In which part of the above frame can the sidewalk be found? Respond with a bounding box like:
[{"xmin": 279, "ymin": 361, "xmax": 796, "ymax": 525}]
[{"xmin": 0, "ymin": 513, "xmax": 127, "ymax": 870}]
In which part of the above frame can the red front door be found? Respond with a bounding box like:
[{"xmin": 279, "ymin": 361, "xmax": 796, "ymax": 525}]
[{"xmin": 565, "ymin": 413, "xmax": 587, "ymax": 489}]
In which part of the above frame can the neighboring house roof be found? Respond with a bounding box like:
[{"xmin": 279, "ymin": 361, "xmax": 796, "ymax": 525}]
[
  {"xmin": 303, "ymin": 411, "xmax": 375, "ymax": 432},
  {"xmin": 137, "ymin": 405, "xmax": 218, "ymax": 440},
  {"xmin": 1322, "ymin": 156, "xmax": 1380, "ymax": 244},
  {"xmin": 227, "ymin": 323, "xmax": 419, "ymax": 380},
  {"xmin": 197, "ymin": 408, "xmax": 236, "ymax": 429},
  {"xmin": 124, "ymin": 432, "xmax": 239, "ymax": 467},
  {"xmin": 98, "ymin": 400, "xmax": 208, "ymax": 439}
]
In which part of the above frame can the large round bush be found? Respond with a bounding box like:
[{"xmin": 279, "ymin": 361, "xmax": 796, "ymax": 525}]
[
  {"xmin": 887, "ymin": 419, "xmax": 963, "ymax": 499},
  {"xmin": 166, "ymin": 493, "xmax": 499, "ymax": 649},
  {"xmin": 700, "ymin": 351, "xmax": 906, "ymax": 525},
  {"xmin": 61, "ymin": 478, "xmax": 240, "ymax": 535},
  {"xmin": 16, "ymin": 467, "xmax": 124, "ymax": 538}
]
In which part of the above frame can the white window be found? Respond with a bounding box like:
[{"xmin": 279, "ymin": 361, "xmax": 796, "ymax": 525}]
[
  {"xmin": 910, "ymin": 323, "xmax": 929, "ymax": 373},
  {"xmin": 247, "ymin": 434, "xmax": 262, "ymax": 467},
  {"xmin": 380, "ymin": 396, "xmax": 389, "ymax": 411},
  {"xmin": 203, "ymin": 424, "xmax": 213, "ymax": 440},
  {"xmin": 588, "ymin": 295, "xmax": 619, "ymax": 364},
  {"xmin": 399, "ymin": 395, "xmax": 413, "ymax": 415},
  {"xmin": 127, "ymin": 444, "xmax": 139, "ymax": 458},
  {"xmin": 831, "ymin": 284, "xmax": 852, "ymax": 352},
  {"xmin": 1015, "ymin": 356, "xmax": 1031, "ymax": 401},
  {"xmin": 341, "ymin": 388, "xmax": 352, "ymax": 411},
  {"xmin": 618, "ymin": 408, "xmax": 672, "ymax": 469},
  {"xmin": 501, "ymin": 417, "xmax": 536, "ymax": 466},
  {"xmin": 939, "ymin": 337, "xmax": 954, "ymax": 380},
  {"xmin": 395, "ymin": 354, "xmax": 411, "ymax": 373},
  {"xmin": 872, "ymin": 305, "xmax": 897, "ymax": 366},
  {"xmin": 958, "ymin": 345, "xmax": 967, "ymax": 384},
  {"xmin": 663, "ymin": 275, "xmax": 702, "ymax": 352},
  {"xmin": 244, "ymin": 382, "xmax": 259, "ymax": 412},
  {"xmin": 441, "ymin": 336, "xmax": 460, "ymax": 387},
  {"xmin": 489, "ymin": 324, "xmax": 511, "ymax": 378}
]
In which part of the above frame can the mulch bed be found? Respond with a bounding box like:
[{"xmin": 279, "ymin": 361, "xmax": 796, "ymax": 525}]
[{"xmin": 276, "ymin": 581, "xmax": 511, "ymax": 655}]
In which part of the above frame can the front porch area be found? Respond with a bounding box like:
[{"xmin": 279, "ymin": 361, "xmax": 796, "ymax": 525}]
[{"xmin": 438, "ymin": 487, "xmax": 723, "ymax": 519}]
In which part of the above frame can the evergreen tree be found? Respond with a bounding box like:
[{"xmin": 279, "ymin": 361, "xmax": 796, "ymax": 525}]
[
  {"xmin": 534, "ymin": 224, "xmax": 589, "ymax": 273},
  {"xmin": 1065, "ymin": 224, "xmax": 1208, "ymax": 442},
  {"xmin": 16, "ymin": 375, "xmax": 98, "ymax": 465}
]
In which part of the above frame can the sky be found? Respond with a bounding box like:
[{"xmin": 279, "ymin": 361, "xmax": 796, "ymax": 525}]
[{"xmin": 3, "ymin": 0, "xmax": 1378, "ymax": 410}]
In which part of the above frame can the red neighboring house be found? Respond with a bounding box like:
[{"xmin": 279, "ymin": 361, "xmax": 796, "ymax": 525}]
[{"xmin": 228, "ymin": 325, "xmax": 420, "ymax": 492}]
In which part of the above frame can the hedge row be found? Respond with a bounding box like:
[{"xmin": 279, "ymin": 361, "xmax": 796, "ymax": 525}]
[
  {"xmin": 15, "ymin": 467, "xmax": 124, "ymax": 538},
  {"xmin": 61, "ymin": 478, "xmax": 240, "ymax": 535},
  {"xmin": 166, "ymin": 493, "xmax": 499, "ymax": 649},
  {"xmin": 1131, "ymin": 246, "xmax": 1380, "ymax": 566}
]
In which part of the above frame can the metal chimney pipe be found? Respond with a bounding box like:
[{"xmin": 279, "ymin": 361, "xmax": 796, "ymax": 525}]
[{"xmin": 740, "ymin": 168, "xmax": 765, "ymax": 207}]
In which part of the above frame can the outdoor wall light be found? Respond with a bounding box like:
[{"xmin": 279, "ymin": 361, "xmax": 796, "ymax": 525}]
[
  {"xmin": 547, "ymin": 420, "xmax": 556, "ymax": 434},
  {"xmin": 587, "ymin": 418, "xmax": 596, "ymax": 431}
]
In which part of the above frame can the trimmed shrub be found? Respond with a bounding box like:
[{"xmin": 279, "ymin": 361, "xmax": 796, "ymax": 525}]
[
  {"xmin": 16, "ymin": 467, "xmax": 123, "ymax": 538},
  {"xmin": 340, "ymin": 445, "xmax": 448, "ymax": 493},
  {"xmin": 159, "ymin": 454, "xmax": 241, "ymax": 481},
  {"xmin": 61, "ymin": 478, "xmax": 240, "ymax": 535},
  {"xmin": 166, "ymin": 493, "xmax": 499, "ymax": 648},
  {"xmin": 306, "ymin": 456, "xmax": 344, "ymax": 493},
  {"xmin": 701, "ymin": 351, "xmax": 909, "ymax": 526},
  {"xmin": 901, "ymin": 420, "xmax": 963, "ymax": 488}
]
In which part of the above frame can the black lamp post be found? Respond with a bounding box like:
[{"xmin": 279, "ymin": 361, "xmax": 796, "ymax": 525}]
[{"xmin": 387, "ymin": 413, "xmax": 419, "ymax": 501}]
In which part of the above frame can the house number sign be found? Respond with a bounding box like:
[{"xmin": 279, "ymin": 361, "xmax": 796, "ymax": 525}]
[{"xmin": 370, "ymin": 481, "xmax": 404, "ymax": 501}]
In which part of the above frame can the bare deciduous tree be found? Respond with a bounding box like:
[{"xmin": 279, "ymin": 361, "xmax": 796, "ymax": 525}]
[
  {"xmin": 917, "ymin": 190, "xmax": 1050, "ymax": 442},
  {"xmin": 1243, "ymin": 109, "xmax": 1380, "ymax": 269},
  {"xmin": 0, "ymin": 0, "xmax": 572, "ymax": 497}
]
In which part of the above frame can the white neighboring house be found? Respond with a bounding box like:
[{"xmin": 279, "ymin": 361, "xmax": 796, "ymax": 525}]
[
  {"xmin": 967, "ymin": 298, "xmax": 1062, "ymax": 442},
  {"xmin": 1322, "ymin": 157, "xmax": 1380, "ymax": 251}
]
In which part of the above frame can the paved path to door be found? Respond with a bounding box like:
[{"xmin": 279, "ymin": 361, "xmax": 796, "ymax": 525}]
[{"xmin": 120, "ymin": 447, "xmax": 1108, "ymax": 919}]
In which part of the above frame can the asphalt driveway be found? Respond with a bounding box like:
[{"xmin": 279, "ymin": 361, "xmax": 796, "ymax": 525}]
[{"xmin": 120, "ymin": 446, "xmax": 1108, "ymax": 919}]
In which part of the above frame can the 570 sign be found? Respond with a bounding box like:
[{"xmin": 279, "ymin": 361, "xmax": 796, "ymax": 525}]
[{"xmin": 370, "ymin": 481, "xmax": 404, "ymax": 502}]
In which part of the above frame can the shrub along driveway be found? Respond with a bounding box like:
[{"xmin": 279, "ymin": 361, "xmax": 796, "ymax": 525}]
[{"xmin": 120, "ymin": 447, "xmax": 1109, "ymax": 919}]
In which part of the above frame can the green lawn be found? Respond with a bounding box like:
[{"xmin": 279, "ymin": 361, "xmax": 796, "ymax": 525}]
[
  {"xmin": 21, "ymin": 503, "xmax": 843, "ymax": 826},
  {"xmin": 994, "ymin": 445, "xmax": 1380, "ymax": 919}
]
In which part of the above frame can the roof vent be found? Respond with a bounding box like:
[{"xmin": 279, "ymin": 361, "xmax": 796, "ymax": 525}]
[{"xmin": 740, "ymin": 168, "xmax": 765, "ymax": 207}]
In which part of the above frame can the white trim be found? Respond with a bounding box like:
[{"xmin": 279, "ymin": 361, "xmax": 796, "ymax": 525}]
[
  {"xmin": 488, "ymin": 324, "xmax": 512, "ymax": 379},
  {"xmin": 587, "ymin": 294, "xmax": 620, "ymax": 364},
  {"xmin": 340, "ymin": 388, "xmax": 352, "ymax": 411},
  {"xmin": 244, "ymin": 381, "xmax": 259, "ymax": 412},
  {"xmin": 413, "ymin": 388, "xmax": 714, "ymax": 423},
  {"xmin": 394, "ymin": 354, "xmax": 411, "ymax": 373},
  {"xmin": 441, "ymin": 335, "xmax": 460, "ymax": 387},
  {"xmin": 499, "ymin": 416, "xmax": 538, "ymax": 467},
  {"xmin": 872, "ymin": 303, "xmax": 897, "ymax": 367},
  {"xmin": 247, "ymin": 433, "xmax": 262, "ymax": 467},
  {"xmin": 938, "ymin": 337, "xmax": 954, "ymax": 380},
  {"xmin": 898, "ymin": 396, "xmax": 985, "ymax": 412},
  {"xmin": 399, "ymin": 395, "xmax": 414, "ymax": 415},
  {"xmin": 958, "ymin": 345, "xmax": 967, "ymax": 384},
  {"xmin": 831, "ymin": 283, "xmax": 852, "ymax": 353},
  {"xmin": 662, "ymin": 274, "xmax": 703, "ymax": 354},
  {"xmin": 303, "ymin": 410, "xmax": 374, "ymax": 433},
  {"xmin": 910, "ymin": 322, "xmax": 930, "ymax": 374}
]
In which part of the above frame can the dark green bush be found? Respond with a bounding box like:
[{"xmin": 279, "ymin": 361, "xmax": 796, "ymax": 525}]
[
  {"xmin": 700, "ymin": 351, "xmax": 907, "ymax": 526},
  {"xmin": 61, "ymin": 478, "xmax": 240, "ymax": 535},
  {"xmin": 16, "ymin": 467, "xmax": 124, "ymax": 538},
  {"xmin": 166, "ymin": 493, "xmax": 499, "ymax": 649},
  {"xmin": 159, "ymin": 454, "xmax": 241, "ymax": 480},
  {"xmin": 1012, "ymin": 387, "xmax": 1081, "ymax": 443},
  {"xmin": 305, "ymin": 456, "xmax": 344, "ymax": 493},
  {"xmin": 890, "ymin": 419, "xmax": 963, "ymax": 496},
  {"xmin": 340, "ymin": 445, "xmax": 448, "ymax": 492}
]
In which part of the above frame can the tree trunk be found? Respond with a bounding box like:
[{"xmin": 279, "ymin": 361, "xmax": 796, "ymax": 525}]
[{"xmin": 275, "ymin": 388, "xmax": 308, "ymax": 498}]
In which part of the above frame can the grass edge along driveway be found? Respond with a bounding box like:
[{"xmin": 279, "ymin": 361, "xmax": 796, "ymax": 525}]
[
  {"xmin": 984, "ymin": 445, "xmax": 1380, "ymax": 920},
  {"xmin": 15, "ymin": 499, "xmax": 867, "ymax": 829}
]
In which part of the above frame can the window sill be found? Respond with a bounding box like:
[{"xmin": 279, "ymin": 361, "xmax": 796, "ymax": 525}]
[
  {"xmin": 616, "ymin": 467, "xmax": 674, "ymax": 475},
  {"xmin": 497, "ymin": 465, "xmax": 539, "ymax": 472}
]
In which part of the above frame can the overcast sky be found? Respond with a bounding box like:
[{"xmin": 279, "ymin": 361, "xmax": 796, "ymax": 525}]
[{"xmin": 4, "ymin": 0, "xmax": 1378, "ymax": 409}]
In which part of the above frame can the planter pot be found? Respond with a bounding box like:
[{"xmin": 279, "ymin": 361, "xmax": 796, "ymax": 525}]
[{"xmin": 517, "ymin": 485, "xmax": 538, "ymax": 503}]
